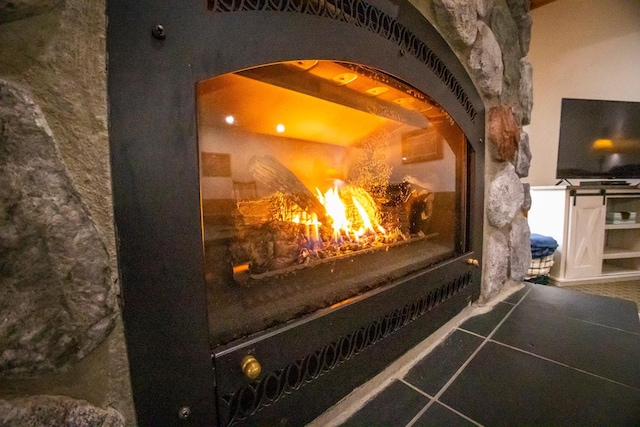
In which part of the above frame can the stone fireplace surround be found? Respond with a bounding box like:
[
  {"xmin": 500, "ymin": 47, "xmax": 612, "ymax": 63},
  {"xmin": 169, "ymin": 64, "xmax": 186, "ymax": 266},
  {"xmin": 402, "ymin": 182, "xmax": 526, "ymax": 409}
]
[{"xmin": 0, "ymin": 0, "xmax": 532, "ymax": 425}]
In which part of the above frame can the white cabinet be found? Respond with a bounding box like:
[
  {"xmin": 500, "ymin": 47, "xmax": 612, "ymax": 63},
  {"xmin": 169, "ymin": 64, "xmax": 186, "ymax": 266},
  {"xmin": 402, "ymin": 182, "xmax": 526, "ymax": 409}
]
[
  {"xmin": 564, "ymin": 194, "xmax": 606, "ymax": 279},
  {"xmin": 529, "ymin": 186, "xmax": 640, "ymax": 285}
]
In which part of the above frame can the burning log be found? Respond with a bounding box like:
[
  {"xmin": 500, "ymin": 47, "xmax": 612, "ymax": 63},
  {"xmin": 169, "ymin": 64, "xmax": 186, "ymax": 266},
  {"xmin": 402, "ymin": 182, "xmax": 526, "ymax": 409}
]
[
  {"xmin": 249, "ymin": 155, "xmax": 325, "ymax": 217},
  {"xmin": 229, "ymin": 159, "xmax": 424, "ymax": 279}
]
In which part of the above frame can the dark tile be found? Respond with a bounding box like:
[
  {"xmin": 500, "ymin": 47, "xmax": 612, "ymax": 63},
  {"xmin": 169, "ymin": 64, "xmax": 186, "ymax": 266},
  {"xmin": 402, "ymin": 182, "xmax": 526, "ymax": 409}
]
[
  {"xmin": 493, "ymin": 298, "xmax": 640, "ymax": 388},
  {"xmin": 524, "ymin": 284, "xmax": 640, "ymax": 333},
  {"xmin": 404, "ymin": 330, "xmax": 484, "ymax": 396},
  {"xmin": 502, "ymin": 283, "xmax": 531, "ymax": 305},
  {"xmin": 440, "ymin": 341, "xmax": 640, "ymax": 426},
  {"xmin": 342, "ymin": 380, "xmax": 429, "ymax": 427},
  {"xmin": 413, "ymin": 402, "xmax": 478, "ymax": 426},
  {"xmin": 458, "ymin": 302, "xmax": 513, "ymax": 337}
]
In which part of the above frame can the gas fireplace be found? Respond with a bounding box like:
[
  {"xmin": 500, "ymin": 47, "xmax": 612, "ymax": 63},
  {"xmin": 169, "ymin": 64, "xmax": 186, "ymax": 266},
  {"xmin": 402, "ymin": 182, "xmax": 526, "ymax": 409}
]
[{"xmin": 107, "ymin": 0, "xmax": 485, "ymax": 425}]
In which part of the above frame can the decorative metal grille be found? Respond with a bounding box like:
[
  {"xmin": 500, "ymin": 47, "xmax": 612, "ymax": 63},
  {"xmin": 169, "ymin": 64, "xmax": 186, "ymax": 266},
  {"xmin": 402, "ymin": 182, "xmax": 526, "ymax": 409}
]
[
  {"xmin": 220, "ymin": 272, "xmax": 473, "ymax": 425},
  {"xmin": 207, "ymin": 0, "xmax": 478, "ymax": 124}
]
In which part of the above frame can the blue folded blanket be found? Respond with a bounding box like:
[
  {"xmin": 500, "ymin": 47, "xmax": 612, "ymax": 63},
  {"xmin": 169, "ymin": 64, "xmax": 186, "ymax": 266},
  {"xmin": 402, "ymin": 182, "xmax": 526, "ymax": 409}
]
[{"xmin": 530, "ymin": 233, "xmax": 558, "ymax": 258}]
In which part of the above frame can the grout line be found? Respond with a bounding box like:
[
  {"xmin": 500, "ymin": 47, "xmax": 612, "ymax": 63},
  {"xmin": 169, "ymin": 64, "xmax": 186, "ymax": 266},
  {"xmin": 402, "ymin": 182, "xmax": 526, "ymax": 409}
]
[
  {"xmin": 405, "ymin": 400, "xmax": 433, "ymax": 427},
  {"xmin": 457, "ymin": 327, "xmax": 490, "ymax": 339},
  {"xmin": 399, "ymin": 379, "xmax": 434, "ymax": 427},
  {"xmin": 435, "ymin": 400, "xmax": 484, "ymax": 426},
  {"xmin": 557, "ymin": 315, "xmax": 640, "ymax": 337},
  {"xmin": 399, "ymin": 378, "xmax": 434, "ymax": 399},
  {"xmin": 481, "ymin": 286, "xmax": 533, "ymax": 342},
  {"xmin": 489, "ymin": 339, "xmax": 640, "ymax": 392}
]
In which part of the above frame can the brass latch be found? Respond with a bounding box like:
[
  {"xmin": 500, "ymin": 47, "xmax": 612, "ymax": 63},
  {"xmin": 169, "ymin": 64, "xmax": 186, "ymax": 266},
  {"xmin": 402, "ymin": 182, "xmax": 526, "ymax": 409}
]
[{"xmin": 241, "ymin": 355, "xmax": 262, "ymax": 380}]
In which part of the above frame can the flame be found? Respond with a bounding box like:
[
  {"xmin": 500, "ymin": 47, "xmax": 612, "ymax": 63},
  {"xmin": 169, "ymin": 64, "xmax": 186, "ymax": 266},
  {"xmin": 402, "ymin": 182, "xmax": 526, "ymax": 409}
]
[
  {"xmin": 316, "ymin": 186, "xmax": 386, "ymax": 242},
  {"xmin": 317, "ymin": 187, "xmax": 350, "ymax": 240}
]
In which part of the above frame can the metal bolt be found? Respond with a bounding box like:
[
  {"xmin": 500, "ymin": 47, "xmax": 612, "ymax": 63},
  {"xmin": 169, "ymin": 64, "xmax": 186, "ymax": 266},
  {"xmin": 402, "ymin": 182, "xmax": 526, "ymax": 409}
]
[
  {"xmin": 178, "ymin": 406, "xmax": 191, "ymax": 420},
  {"xmin": 399, "ymin": 49, "xmax": 406, "ymax": 57},
  {"xmin": 152, "ymin": 24, "xmax": 166, "ymax": 40}
]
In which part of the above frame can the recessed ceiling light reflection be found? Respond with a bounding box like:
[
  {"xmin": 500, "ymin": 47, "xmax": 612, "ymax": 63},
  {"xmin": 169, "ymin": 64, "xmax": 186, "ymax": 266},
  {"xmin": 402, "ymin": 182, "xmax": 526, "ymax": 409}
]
[
  {"xmin": 225, "ymin": 115, "xmax": 235, "ymax": 125},
  {"xmin": 276, "ymin": 124, "xmax": 285, "ymax": 133},
  {"xmin": 332, "ymin": 73, "xmax": 358, "ymax": 85},
  {"xmin": 288, "ymin": 60, "xmax": 319, "ymax": 70},
  {"xmin": 393, "ymin": 97, "xmax": 418, "ymax": 110},
  {"xmin": 366, "ymin": 87, "xmax": 388, "ymax": 96}
]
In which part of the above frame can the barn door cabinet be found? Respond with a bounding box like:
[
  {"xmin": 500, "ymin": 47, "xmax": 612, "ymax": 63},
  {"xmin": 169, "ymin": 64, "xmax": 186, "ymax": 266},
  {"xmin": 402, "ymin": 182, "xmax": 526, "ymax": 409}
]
[{"xmin": 529, "ymin": 186, "xmax": 640, "ymax": 285}]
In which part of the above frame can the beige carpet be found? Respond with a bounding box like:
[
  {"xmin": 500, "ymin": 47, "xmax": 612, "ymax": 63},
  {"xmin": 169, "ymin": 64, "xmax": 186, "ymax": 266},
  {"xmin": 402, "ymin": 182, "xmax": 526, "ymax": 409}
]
[{"xmin": 569, "ymin": 279, "xmax": 640, "ymax": 309}]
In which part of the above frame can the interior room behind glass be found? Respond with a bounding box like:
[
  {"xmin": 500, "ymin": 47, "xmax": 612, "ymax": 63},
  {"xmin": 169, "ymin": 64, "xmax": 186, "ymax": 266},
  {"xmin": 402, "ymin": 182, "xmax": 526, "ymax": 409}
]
[{"xmin": 196, "ymin": 60, "xmax": 468, "ymax": 347}]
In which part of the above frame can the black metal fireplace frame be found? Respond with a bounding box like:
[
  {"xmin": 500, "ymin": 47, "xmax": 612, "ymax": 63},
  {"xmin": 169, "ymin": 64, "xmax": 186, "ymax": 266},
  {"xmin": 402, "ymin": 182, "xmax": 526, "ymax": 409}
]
[{"xmin": 106, "ymin": 1, "xmax": 485, "ymax": 425}]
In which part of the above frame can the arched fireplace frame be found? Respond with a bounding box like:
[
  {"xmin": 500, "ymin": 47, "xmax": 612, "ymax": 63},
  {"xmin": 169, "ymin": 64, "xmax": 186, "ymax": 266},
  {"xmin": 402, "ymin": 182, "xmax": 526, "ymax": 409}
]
[{"xmin": 107, "ymin": 0, "xmax": 485, "ymax": 425}]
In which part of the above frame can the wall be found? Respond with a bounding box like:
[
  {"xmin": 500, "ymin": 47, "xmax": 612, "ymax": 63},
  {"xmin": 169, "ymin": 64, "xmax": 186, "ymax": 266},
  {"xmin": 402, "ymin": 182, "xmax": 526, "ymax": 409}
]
[
  {"xmin": 526, "ymin": 0, "xmax": 640, "ymax": 186},
  {"xmin": 0, "ymin": 0, "xmax": 134, "ymax": 425}
]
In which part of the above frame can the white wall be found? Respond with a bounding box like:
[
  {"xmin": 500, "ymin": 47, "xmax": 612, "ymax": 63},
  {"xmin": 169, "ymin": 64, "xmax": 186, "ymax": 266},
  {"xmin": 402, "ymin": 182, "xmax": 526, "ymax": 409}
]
[{"xmin": 525, "ymin": 0, "xmax": 640, "ymax": 186}]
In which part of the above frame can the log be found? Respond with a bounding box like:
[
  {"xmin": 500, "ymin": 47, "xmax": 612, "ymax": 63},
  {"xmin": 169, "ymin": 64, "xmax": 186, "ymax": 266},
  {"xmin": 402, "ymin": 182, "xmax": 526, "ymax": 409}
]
[{"xmin": 249, "ymin": 155, "xmax": 325, "ymax": 216}]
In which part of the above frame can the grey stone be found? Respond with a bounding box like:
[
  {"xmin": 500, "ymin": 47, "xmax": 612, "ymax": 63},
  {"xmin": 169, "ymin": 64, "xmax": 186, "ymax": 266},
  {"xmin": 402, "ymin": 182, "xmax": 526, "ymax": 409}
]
[
  {"xmin": 509, "ymin": 211, "xmax": 531, "ymax": 283},
  {"xmin": 514, "ymin": 131, "xmax": 531, "ymax": 177},
  {"xmin": 433, "ymin": 0, "xmax": 478, "ymax": 47},
  {"xmin": 482, "ymin": 227, "xmax": 509, "ymax": 299},
  {"xmin": 0, "ymin": 80, "xmax": 116, "ymax": 376},
  {"xmin": 519, "ymin": 57, "xmax": 533, "ymax": 125},
  {"xmin": 507, "ymin": 0, "xmax": 532, "ymax": 54},
  {"xmin": 475, "ymin": 0, "xmax": 495, "ymax": 18},
  {"xmin": 0, "ymin": 0, "xmax": 63, "ymax": 24},
  {"xmin": 0, "ymin": 395, "xmax": 124, "ymax": 427},
  {"xmin": 468, "ymin": 21, "xmax": 503, "ymax": 98},
  {"xmin": 522, "ymin": 182, "xmax": 531, "ymax": 212},
  {"xmin": 490, "ymin": 4, "xmax": 521, "ymax": 105},
  {"xmin": 487, "ymin": 163, "xmax": 524, "ymax": 229}
]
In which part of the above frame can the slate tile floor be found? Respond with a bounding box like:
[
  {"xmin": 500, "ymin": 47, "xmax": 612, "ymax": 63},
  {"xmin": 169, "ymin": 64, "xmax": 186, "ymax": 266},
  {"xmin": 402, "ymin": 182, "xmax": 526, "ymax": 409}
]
[{"xmin": 342, "ymin": 284, "xmax": 640, "ymax": 426}]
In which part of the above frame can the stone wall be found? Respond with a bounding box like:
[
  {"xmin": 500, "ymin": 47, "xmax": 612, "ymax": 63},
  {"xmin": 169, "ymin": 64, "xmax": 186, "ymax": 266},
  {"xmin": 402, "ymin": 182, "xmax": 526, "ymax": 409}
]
[
  {"xmin": 0, "ymin": 0, "xmax": 532, "ymax": 425},
  {"xmin": 0, "ymin": 0, "xmax": 133, "ymax": 425},
  {"xmin": 412, "ymin": 0, "xmax": 533, "ymax": 302}
]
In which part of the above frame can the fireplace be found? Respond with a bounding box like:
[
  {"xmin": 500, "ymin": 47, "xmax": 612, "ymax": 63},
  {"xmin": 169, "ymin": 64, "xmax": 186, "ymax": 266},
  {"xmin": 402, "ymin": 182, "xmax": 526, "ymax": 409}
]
[{"xmin": 107, "ymin": 0, "xmax": 485, "ymax": 425}]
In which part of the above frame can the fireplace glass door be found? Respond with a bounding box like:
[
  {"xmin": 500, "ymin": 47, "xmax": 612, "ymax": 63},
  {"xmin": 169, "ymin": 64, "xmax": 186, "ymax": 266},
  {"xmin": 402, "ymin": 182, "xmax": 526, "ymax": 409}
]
[{"xmin": 197, "ymin": 60, "xmax": 467, "ymax": 347}]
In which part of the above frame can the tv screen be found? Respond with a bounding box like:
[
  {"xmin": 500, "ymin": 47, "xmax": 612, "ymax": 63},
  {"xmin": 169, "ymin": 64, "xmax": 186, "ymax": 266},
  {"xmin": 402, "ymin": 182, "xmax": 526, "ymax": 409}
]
[{"xmin": 556, "ymin": 98, "xmax": 640, "ymax": 180}]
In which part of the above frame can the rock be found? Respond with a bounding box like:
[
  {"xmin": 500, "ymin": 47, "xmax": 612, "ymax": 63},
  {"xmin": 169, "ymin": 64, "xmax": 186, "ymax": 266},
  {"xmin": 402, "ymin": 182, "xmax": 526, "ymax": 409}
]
[
  {"xmin": 433, "ymin": 0, "xmax": 478, "ymax": 47},
  {"xmin": 490, "ymin": 4, "xmax": 521, "ymax": 105},
  {"xmin": 468, "ymin": 21, "xmax": 503, "ymax": 98},
  {"xmin": 0, "ymin": 395, "xmax": 124, "ymax": 427},
  {"xmin": 0, "ymin": 0, "xmax": 63, "ymax": 24},
  {"xmin": 522, "ymin": 182, "xmax": 531, "ymax": 212},
  {"xmin": 0, "ymin": 80, "xmax": 116, "ymax": 376},
  {"xmin": 519, "ymin": 57, "xmax": 533, "ymax": 125},
  {"xmin": 509, "ymin": 211, "xmax": 531, "ymax": 282},
  {"xmin": 514, "ymin": 131, "xmax": 531, "ymax": 177},
  {"xmin": 475, "ymin": 0, "xmax": 495, "ymax": 18},
  {"xmin": 483, "ymin": 227, "xmax": 509, "ymax": 298},
  {"xmin": 488, "ymin": 106, "xmax": 520, "ymax": 161},
  {"xmin": 487, "ymin": 163, "xmax": 524, "ymax": 229},
  {"xmin": 506, "ymin": 0, "xmax": 532, "ymax": 54}
]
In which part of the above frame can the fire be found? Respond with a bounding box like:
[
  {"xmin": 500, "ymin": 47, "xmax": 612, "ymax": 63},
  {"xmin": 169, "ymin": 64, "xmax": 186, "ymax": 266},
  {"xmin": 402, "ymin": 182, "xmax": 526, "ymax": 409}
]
[
  {"xmin": 316, "ymin": 187, "xmax": 350, "ymax": 241},
  {"xmin": 316, "ymin": 185, "xmax": 386, "ymax": 242}
]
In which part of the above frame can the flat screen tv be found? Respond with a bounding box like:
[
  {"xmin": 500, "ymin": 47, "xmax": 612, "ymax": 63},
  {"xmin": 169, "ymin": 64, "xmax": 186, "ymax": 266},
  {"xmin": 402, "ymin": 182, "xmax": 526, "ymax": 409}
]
[{"xmin": 556, "ymin": 98, "xmax": 640, "ymax": 180}]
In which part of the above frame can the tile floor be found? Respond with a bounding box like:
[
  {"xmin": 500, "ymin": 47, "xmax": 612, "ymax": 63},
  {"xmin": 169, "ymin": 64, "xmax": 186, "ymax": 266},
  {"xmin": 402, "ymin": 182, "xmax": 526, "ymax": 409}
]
[{"xmin": 340, "ymin": 283, "xmax": 640, "ymax": 426}]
